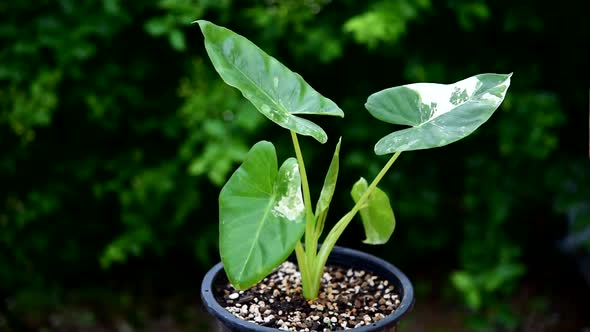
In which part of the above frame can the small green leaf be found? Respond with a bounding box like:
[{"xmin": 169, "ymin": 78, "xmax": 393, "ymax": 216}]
[
  {"xmin": 219, "ymin": 141, "xmax": 305, "ymax": 289},
  {"xmin": 144, "ymin": 17, "xmax": 169, "ymax": 36},
  {"xmin": 482, "ymin": 262, "xmax": 525, "ymax": 292},
  {"xmin": 451, "ymin": 271, "xmax": 482, "ymax": 310},
  {"xmin": 351, "ymin": 177, "xmax": 395, "ymax": 244},
  {"xmin": 366, "ymin": 73, "xmax": 512, "ymax": 154},
  {"xmin": 197, "ymin": 20, "xmax": 344, "ymax": 144},
  {"xmin": 315, "ymin": 137, "xmax": 341, "ymax": 217},
  {"xmin": 169, "ymin": 29, "xmax": 186, "ymax": 51}
]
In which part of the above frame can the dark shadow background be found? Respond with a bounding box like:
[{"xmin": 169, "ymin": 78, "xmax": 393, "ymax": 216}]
[{"xmin": 1, "ymin": 0, "xmax": 588, "ymax": 331}]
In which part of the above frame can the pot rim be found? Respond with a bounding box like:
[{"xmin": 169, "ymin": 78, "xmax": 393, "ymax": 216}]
[{"xmin": 201, "ymin": 245, "xmax": 414, "ymax": 331}]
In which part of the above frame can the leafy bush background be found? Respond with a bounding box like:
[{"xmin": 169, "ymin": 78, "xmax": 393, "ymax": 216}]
[{"xmin": 1, "ymin": 0, "xmax": 587, "ymax": 327}]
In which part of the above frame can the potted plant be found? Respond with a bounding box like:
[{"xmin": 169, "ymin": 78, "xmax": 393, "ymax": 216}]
[{"xmin": 196, "ymin": 20, "xmax": 512, "ymax": 332}]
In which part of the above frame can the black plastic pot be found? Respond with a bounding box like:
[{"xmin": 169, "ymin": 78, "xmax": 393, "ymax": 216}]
[{"xmin": 201, "ymin": 246, "xmax": 414, "ymax": 332}]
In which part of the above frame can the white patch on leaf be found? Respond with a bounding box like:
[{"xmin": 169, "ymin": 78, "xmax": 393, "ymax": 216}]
[
  {"xmin": 408, "ymin": 76, "xmax": 481, "ymax": 120},
  {"xmin": 272, "ymin": 165, "xmax": 304, "ymax": 222}
]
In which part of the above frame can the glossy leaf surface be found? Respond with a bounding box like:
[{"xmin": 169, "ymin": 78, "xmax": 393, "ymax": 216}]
[
  {"xmin": 351, "ymin": 177, "xmax": 395, "ymax": 244},
  {"xmin": 219, "ymin": 141, "xmax": 305, "ymax": 289},
  {"xmin": 366, "ymin": 73, "xmax": 512, "ymax": 154},
  {"xmin": 197, "ymin": 20, "xmax": 344, "ymax": 144}
]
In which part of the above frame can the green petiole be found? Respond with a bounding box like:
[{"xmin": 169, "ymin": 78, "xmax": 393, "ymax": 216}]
[
  {"xmin": 290, "ymin": 130, "xmax": 319, "ymax": 299},
  {"xmin": 290, "ymin": 133, "xmax": 402, "ymax": 299}
]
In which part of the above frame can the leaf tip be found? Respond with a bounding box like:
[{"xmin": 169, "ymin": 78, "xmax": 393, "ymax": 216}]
[
  {"xmin": 362, "ymin": 238, "xmax": 386, "ymax": 245},
  {"xmin": 232, "ymin": 283, "xmax": 249, "ymax": 291},
  {"xmin": 194, "ymin": 19, "xmax": 207, "ymax": 28},
  {"xmin": 505, "ymin": 72, "xmax": 513, "ymax": 86},
  {"xmin": 195, "ymin": 20, "xmax": 218, "ymax": 34}
]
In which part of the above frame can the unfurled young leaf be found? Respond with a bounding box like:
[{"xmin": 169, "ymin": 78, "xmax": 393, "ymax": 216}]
[
  {"xmin": 312, "ymin": 138, "xmax": 342, "ymax": 237},
  {"xmin": 366, "ymin": 73, "xmax": 512, "ymax": 154},
  {"xmin": 197, "ymin": 20, "xmax": 344, "ymax": 144},
  {"xmin": 219, "ymin": 141, "xmax": 306, "ymax": 289},
  {"xmin": 351, "ymin": 177, "xmax": 395, "ymax": 244},
  {"xmin": 315, "ymin": 138, "xmax": 342, "ymax": 224}
]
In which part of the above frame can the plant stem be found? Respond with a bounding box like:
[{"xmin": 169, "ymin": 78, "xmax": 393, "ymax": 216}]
[
  {"xmin": 313, "ymin": 151, "xmax": 402, "ymax": 289},
  {"xmin": 295, "ymin": 242, "xmax": 317, "ymax": 299},
  {"xmin": 290, "ymin": 131, "xmax": 318, "ymax": 299}
]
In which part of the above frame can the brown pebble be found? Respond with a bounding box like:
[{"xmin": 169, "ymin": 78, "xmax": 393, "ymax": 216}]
[{"xmin": 238, "ymin": 295, "xmax": 253, "ymax": 304}]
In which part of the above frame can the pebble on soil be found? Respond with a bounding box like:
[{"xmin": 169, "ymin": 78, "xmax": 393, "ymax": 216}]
[{"xmin": 215, "ymin": 261, "xmax": 401, "ymax": 331}]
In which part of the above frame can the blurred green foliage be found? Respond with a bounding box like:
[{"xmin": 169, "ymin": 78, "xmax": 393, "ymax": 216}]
[{"xmin": 1, "ymin": 0, "xmax": 587, "ymax": 330}]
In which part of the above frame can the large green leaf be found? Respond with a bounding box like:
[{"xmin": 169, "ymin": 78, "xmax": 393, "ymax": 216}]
[
  {"xmin": 366, "ymin": 73, "xmax": 512, "ymax": 154},
  {"xmin": 219, "ymin": 141, "xmax": 306, "ymax": 289},
  {"xmin": 351, "ymin": 177, "xmax": 395, "ymax": 244},
  {"xmin": 197, "ymin": 20, "xmax": 344, "ymax": 144}
]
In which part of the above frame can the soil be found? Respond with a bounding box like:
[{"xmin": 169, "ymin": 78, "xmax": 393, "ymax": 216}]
[{"xmin": 215, "ymin": 261, "xmax": 401, "ymax": 331}]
